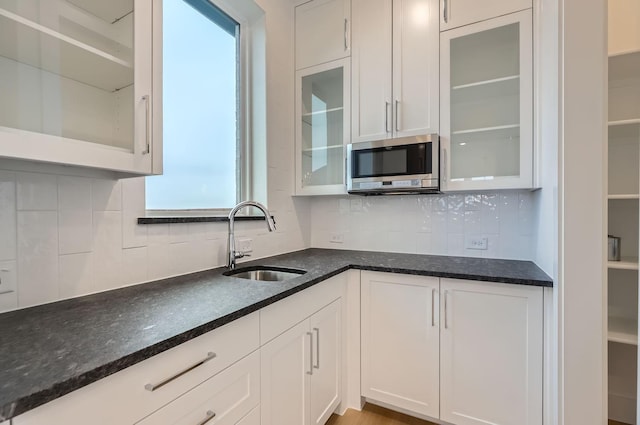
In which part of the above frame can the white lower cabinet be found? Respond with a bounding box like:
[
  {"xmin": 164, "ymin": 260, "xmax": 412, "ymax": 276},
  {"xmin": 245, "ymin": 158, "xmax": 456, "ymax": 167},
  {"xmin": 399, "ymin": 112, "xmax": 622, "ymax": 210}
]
[
  {"xmin": 12, "ymin": 271, "xmax": 545, "ymax": 425},
  {"xmin": 261, "ymin": 298, "xmax": 342, "ymax": 425},
  {"xmin": 136, "ymin": 350, "xmax": 260, "ymax": 425},
  {"xmin": 361, "ymin": 272, "xmax": 544, "ymax": 425},
  {"xmin": 439, "ymin": 278, "xmax": 543, "ymax": 425},
  {"xmin": 361, "ymin": 271, "xmax": 440, "ymax": 418},
  {"xmin": 236, "ymin": 406, "xmax": 260, "ymax": 425}
]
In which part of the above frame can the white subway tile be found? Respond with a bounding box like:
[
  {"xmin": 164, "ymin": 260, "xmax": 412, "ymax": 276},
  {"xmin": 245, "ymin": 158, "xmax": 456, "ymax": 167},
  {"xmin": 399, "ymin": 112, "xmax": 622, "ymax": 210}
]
[
  {"xmin": 148, "ymin": 244, "xmax": 171, "ymax": 281},
  {"xmin": 0, "ymin": 260, "xmax": 18, "ymax": 312},
  {"xmin": 464, "ymin": 210, "xmax": 482, "ymax": 234},
  {"xmin": 447, "ymin": 210, "xmax": 464, "ymax": 234},
  {"xmin": 416, "ymin": 232, "xmax": 433, "ymax": 255},
  {"xmin": 147, "ymin": 223, "xmax": 169, "ymax": 245},
  {"xmin": 447, "ymin": 194, "xmax": 464, "ymax": 212},
  {"xmin": 123, "ymin": 247, "xmax": 148, "ymax": 285},
  {"xmin": 481, "ymin": 194, "xmax": 500, "ymax": 234},
  {"xmin": 169, "ymin": 223, "xmax": 192, "ymax": 244},
  {"xmin": 122, "ymin": 178, "xmax": 148, "ymax": 249},
  {"xmin": 92, "ymin": 179, "xmax": 122, "ymax": 211},
  {"xmin": 464, "ymin": 194, "xmax": 482, "ymax": 211},
  {"xmin": 59, "ymin": 210, "xmax": 93, "ymax": 254},
  {"xmin": 92, "ymin": 211, "xmax": 123, "ymax": 291},
  {"xmin": 17, "ymin": 173, "xmax": 57, "ymax": 211},
  {"xmin": 0, "ymin": 171, "xmax": 16, "ymax": 261},
  {"xmin": 0, "ymin": 291, "xmax": 17, "ymax": 312},
  {"xmin": 447, "ymin": 233, "xmax": 465, "ymax": 256},
  {"xmin": 17, "ymin": 211, "xmax": 59, "ymax": 307},
  {"xmin": 59, "ymin": 253, "xmax": 93, "ymax": 298},
  {"xmin": 58, "ymin": 176, "xmax": 91, "ymax": 210}
]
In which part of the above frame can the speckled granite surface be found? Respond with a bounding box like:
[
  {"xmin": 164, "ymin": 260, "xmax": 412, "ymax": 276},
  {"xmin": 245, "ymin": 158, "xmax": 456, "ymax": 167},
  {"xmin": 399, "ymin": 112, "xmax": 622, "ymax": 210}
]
[{"xmin": 0, "ymin": 248, "xmax": 552, "ymax": 420}]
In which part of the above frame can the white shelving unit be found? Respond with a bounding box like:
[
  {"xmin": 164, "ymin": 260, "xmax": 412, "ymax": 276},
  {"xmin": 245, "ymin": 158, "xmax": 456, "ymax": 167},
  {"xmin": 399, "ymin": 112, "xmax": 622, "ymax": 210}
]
[{"xmin": 607, "ymin": 12, "xmax": 640, "ymax": 419}]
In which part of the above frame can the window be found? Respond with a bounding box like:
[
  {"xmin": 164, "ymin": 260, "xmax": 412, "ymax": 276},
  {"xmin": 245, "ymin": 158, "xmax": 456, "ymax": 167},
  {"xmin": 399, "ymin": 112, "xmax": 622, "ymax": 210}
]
[{"xmin": 146, "ymin": 0, "xmax": 242, "ymax": 211}]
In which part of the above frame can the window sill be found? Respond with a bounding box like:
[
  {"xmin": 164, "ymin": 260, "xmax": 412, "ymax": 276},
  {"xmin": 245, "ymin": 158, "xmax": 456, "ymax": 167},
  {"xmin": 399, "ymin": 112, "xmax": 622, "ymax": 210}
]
[{"xmin": 137, "ymin": 215, "xmax": 273, "ymax": 225}]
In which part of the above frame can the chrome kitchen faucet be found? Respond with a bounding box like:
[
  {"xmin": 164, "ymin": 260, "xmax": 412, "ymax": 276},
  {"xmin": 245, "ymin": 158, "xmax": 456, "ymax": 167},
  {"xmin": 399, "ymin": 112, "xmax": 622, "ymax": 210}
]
[{"xmin": 227, "ymin": 201, "xmax": 276, "ymax": 270}]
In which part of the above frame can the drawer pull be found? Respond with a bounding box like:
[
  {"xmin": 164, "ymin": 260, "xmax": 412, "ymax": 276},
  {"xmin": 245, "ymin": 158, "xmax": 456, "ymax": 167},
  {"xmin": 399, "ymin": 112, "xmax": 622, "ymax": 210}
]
[
  {"xmin": 306, "ymin": 332, "xmax": 314, "ymax": 375},
  {"xmin": 144, "ymin": 352, "xmax": 217, "ymax": 392},
  {"xmin": 196, "ymin": 410, "xmax": 216, "ymax": 425},
  {"xmin": 313, "ymin": 327, "xmax": 320, "ymax": 369}
]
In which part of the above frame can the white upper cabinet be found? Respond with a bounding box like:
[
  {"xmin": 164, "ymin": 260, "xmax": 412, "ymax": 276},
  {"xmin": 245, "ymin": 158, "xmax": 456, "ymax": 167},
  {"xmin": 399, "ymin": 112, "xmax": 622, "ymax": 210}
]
[
  {"xmin": 295, "ymin": 0, "xmax": 351, "ymax": 70},
  {"xmin": 440, "ymin": 9, "xmax": 533, "ymax": 191},
  {"xmin": 352, "ymin": 0, "xmax": 438, "ymax": 143},
  {"xmin": 439, "ymin": 0, "xmax": 532, "ymax": 31},
  {"xmin": 609, "ymin": 0, "xmax": 640, "ymax": 56},
  {"xmin": 0, "ymin": 0, "xmax": 162, "ymax": 176},
  {"xmin": 295, "ymin": 58, "xmax": 351, "ymax": 195}
]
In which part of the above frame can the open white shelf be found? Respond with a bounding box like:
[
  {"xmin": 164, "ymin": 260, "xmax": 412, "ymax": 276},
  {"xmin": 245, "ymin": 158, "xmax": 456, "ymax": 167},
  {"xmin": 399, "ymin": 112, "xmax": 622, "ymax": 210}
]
[
  {"xmin": 302, "ymin": 107, "xmax": 344, "ymax": 117},
  {"xmin": 609, "ymin": 194, "xmax": 640, "ymax": 200},
  {"xmin": 452, "ymin": 75, "xmax": 519, "ymax": 91},
  {"xmin": 609, "ymin": 316, "xmax": 639, "ymax": 345},
  {"xmin": 302, "ymin": 145, "xmax": 343, "ymax": 153},
  {"xmin": 452, "ymin": 124, "xmax": 519, "ymax": 136},
  {"xmin": 609, "ymin": 50, "xmax": 640, "ymax": 83},
  {"xmin": 0, "ymin": 7, "xmax": 133, "ymax": 92},
  {"xmin": 609, "ymin": 258, "xmax": 640, "ymax": 271}
]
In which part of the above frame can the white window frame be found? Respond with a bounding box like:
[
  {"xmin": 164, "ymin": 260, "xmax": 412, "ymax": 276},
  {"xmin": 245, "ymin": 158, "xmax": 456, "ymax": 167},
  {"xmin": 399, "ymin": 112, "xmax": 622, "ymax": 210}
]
[{"xmin": 145, "ymin": 0, "xmax": 252, "ymax": 217}]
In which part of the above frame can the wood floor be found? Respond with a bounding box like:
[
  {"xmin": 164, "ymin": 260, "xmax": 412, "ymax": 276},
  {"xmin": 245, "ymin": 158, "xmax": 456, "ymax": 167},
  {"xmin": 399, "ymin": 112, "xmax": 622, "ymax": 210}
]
[
  {"xmin": 329, "ymin": 406, "xmax": 632, "ymax": 425},
  {"xmin": 327, "ymin": 404, "xmax": 436, "ymax": 425}
]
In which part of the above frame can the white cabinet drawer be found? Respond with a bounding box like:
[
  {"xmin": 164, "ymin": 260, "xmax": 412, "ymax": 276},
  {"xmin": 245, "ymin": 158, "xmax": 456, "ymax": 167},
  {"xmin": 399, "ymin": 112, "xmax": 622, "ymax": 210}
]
[
  {"xmin": 136, "ymin": 350, "xmax": 260, "ymax": 425},
  {"xmin": 260, "ymin": 274, "xmax": 346, "ymax": 345},
  {"xmin": 15, "ymin": 312, "xmax": 260, "ymax": 425}
]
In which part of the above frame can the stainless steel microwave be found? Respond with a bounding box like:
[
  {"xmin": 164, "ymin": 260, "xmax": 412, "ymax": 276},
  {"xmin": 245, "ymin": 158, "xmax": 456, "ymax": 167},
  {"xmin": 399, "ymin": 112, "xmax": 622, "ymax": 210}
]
[{"xmin": 347, "ymin": 134, "xmax": 440, "ymax": 195}]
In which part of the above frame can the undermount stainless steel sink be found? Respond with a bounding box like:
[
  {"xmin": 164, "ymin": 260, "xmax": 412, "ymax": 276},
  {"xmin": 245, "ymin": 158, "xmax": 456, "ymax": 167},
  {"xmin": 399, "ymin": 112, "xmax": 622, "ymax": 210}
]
[{"xmin": 224, "ymin": 267, "xmax": 306, "ymax": 282}]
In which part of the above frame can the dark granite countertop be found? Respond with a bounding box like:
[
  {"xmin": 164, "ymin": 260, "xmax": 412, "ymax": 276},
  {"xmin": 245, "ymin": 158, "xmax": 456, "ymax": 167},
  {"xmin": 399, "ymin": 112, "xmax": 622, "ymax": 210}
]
[{"xmin": 0, "ymin": 248, "xmax": 552, "ymax": 421}]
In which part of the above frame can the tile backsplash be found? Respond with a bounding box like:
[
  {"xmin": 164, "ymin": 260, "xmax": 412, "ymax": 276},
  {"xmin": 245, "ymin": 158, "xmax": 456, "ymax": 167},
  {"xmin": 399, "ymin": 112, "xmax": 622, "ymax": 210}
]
[
  {"xmin": 0, "ymin": 171, "xmax": 310, "ymax": 312},
  {"xmin": 310, "ymin": 192, "xmax": 536, "ymax": 260},
  {"xmin": 0, "ymin": 168, "xmax": 537, "ymax": 313}
]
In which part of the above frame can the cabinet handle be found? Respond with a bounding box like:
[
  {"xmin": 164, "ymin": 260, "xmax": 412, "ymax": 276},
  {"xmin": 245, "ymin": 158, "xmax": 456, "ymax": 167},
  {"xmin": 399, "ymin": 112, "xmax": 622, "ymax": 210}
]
[
  {"xmin": 385, "ymin": 102, "xmax": 390, "ymax": 134},
  {"xmin": 313, "ymin": 327, "xmax": 320, "ymax": 369},
  {"xmin": 395, "ymin": 100, "xmax": 400, "ymax": 132},
  {"xmin": 444, "ymin": 290, "xmax": 449, "ymax": 329},
  {"xmin": 144, "ymin": 352, "xmax": 216, "ymax": 392},
  {"xmin": 442, "ymin": 148, "xmax": 447, "ymax": 183},
  {"xmin": 443, "ymin": 0, "xmax": 449, "ymax": 23},
  {"xmin": 196, "ymin": 411, "xmax": 216, "ymax": 425},
  {"xmin": 431, "ymin": 288, "xmax": 436, "ymax": 327},
  {"xmin": 142, "ymin": 94, "xmax": 151, "ymax": 155},
  {"xmin": 344, "ymin": 19, "xmax": 349, "ymax": 51},
  {"xmin": 306, "ymin": 331, "xmax": 314, "ymax": 375}
]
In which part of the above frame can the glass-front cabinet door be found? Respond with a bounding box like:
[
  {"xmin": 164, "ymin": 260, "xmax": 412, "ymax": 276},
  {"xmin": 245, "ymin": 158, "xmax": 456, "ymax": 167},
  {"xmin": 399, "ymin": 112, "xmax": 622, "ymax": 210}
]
[
  {"xmin": 295, "ymin": 58, "xmax": 350, "ymax": 195},
  {"xmin": 440, "ymin": 9, "xmax": 533, "ymax": 191},
  {"xmin": 0, "ymin": 0, "xmax": 160, "ymax": 175}
]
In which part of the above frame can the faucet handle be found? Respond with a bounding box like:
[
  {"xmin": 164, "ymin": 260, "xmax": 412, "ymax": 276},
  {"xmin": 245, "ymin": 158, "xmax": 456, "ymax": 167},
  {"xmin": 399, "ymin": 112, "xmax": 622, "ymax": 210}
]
[{"xmin": 234, "ymin": 251, "xmax": 251, "ymax": 260}]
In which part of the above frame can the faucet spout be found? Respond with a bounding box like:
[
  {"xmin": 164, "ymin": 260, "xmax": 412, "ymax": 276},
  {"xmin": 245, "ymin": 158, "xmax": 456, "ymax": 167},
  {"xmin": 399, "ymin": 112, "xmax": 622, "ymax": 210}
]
[{"xmin": 227, "ymin": 201, "xmax": 276, "ymax": 270}]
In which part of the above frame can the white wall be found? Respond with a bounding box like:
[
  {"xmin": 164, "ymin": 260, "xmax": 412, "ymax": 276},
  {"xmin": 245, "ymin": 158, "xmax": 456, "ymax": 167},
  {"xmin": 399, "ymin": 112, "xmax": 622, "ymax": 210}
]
[
  {"xmin": 559, "ymin": 0, "xmax": 608, "ymax": 422},
  {"xmin": 0, "ymin": 0, "xmax": 310, "ymax": 313},
  {"xmin": 310, "ymin": 191, "xmax": 537, "ymax": 260}
]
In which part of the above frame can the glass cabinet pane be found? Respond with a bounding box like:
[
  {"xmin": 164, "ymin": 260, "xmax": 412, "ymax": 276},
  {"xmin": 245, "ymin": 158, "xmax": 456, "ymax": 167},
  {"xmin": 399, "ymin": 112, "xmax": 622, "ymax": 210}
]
[
  {"xmin": 300, "ymin": 66, "xmax": 344, "ymax": 188},
  {"xmin": 0, "ymin": 0, "xmax": 135, "ymax": 149},
  {"xmin": 448, "ymin": 21, "xmax": 521, "ymax": 181}
]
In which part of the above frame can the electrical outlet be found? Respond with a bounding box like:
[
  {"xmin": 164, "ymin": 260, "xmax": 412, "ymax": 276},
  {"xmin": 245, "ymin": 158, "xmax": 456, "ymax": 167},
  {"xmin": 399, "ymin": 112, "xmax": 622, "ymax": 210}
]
[
  {"xmin": 465, "ymin": 237, "xmax": 488, "ymax": 250},
  {"xmin": 330, "ymin": 233, "xmax": 344, "ymax": 244},
  {"xmin": 0, "ymin": 261, "xmax": 17, "ymax": 295},
  {"xmin": 236, "ymin": 238, "xmax": 253, "ymax": 253}
]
